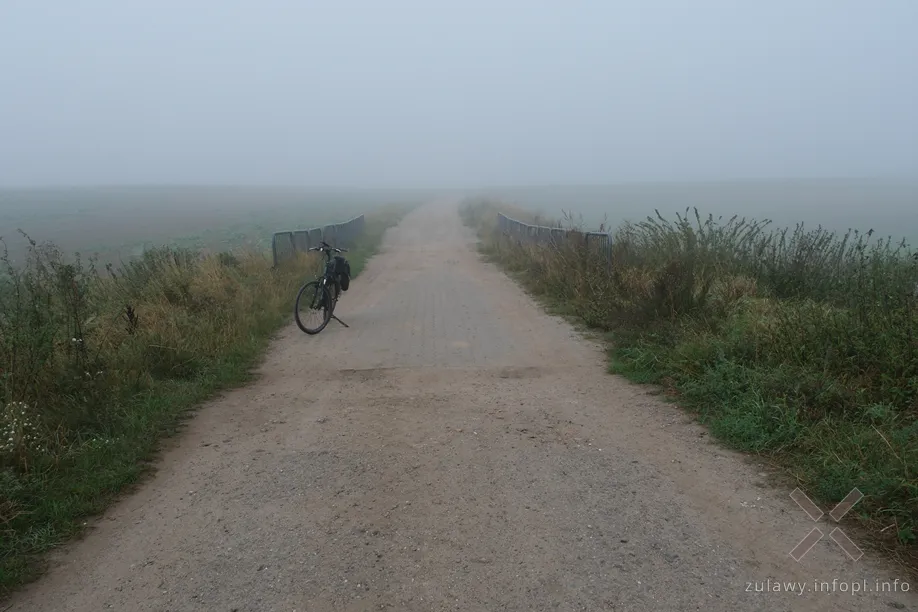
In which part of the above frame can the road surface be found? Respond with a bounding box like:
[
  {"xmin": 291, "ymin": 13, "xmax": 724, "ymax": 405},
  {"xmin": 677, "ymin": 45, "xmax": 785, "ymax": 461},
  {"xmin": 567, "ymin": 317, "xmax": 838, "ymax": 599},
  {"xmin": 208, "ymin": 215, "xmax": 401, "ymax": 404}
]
[{"xmin": 8, "ymin": 201, "xmax": 915, "ymax": 611}]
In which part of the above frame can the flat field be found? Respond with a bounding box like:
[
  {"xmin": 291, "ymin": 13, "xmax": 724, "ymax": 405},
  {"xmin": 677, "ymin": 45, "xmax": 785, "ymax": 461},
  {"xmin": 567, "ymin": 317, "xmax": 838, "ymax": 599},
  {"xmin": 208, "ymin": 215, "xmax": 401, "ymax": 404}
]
[
  {"xmin": 475, "ymin": 178, "xmax": 918, "ymax": 243},
  {"xmin": 0, "ymin": 186, "xmax": 437, "ymax": 265}
]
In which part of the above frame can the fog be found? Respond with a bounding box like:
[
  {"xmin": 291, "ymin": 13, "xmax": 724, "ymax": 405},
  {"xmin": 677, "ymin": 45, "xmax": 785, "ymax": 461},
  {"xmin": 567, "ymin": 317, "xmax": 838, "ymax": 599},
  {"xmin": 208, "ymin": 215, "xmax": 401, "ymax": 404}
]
[{"xmin": 1, "ymin": 1, "xmax": 917, "ymax": 188}]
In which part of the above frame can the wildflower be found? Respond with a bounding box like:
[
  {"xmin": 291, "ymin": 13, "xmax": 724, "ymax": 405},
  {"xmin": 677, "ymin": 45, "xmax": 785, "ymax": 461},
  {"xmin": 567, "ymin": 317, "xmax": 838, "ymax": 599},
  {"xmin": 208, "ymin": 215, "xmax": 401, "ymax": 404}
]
[{"xmin": 1, "ymin": 401, "xmax": 45, "ymax": 458}]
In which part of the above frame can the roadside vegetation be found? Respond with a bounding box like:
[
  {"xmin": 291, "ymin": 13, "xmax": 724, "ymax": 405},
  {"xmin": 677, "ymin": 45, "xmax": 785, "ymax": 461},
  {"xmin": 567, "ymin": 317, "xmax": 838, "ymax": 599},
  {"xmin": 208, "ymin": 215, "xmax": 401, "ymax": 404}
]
[
  {"xmin": 0, "ymin": 203, "xmax": 412, "ymax": 594},
  {"xmin": 461, "ymin": 198, "xmax": 918, "ymax": 567}
]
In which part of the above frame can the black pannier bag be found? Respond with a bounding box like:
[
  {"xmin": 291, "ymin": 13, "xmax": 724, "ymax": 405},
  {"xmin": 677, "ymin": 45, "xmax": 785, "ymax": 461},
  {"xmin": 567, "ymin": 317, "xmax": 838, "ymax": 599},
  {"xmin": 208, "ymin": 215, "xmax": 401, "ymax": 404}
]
[{"xmin": 334, "ymin": 255, "xmax": 351, "ymax": 291}]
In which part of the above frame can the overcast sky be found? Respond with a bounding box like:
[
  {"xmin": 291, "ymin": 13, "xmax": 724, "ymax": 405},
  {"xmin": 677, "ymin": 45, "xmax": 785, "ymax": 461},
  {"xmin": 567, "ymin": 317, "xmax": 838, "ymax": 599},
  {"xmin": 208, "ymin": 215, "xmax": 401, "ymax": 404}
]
[{"xmin": 1, "ymin": 1, "xmax": 916, "ymax": 187}]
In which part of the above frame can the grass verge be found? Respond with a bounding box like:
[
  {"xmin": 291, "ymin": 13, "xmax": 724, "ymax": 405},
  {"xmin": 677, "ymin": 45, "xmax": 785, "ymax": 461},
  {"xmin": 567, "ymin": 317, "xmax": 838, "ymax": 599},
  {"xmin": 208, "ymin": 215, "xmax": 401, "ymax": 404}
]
[
  {"xmin": 0, "ymin": 203, "xmax": 413, "ymax": 596},
  {"xmin": 461, "ymin": 198, "xmax": 918, "ymax": 569}
]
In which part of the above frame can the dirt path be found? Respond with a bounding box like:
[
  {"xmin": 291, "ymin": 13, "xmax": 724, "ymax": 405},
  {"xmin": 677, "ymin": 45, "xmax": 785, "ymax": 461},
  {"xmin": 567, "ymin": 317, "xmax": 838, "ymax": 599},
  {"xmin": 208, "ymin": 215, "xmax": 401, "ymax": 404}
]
[{"xmin": 8, "ymin": 202, "xmax": 915, "ymax": 611}]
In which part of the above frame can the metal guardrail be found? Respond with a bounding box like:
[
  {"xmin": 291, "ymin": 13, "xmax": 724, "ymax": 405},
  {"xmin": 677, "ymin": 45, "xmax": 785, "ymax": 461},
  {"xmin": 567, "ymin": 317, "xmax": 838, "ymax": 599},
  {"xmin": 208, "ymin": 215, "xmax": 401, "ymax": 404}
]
[
  {"xmin": 271, "ymin": 214, "xmax": 366, "ymax": 267},
  {"xmin": 496, "ymin": 212, "xmax": 613, "ymax": 264}
]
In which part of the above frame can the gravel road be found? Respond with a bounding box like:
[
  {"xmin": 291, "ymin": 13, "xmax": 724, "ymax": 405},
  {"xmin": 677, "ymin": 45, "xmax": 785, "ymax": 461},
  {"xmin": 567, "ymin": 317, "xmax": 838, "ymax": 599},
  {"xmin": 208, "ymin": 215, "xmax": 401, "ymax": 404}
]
[{"xmin": 7, "ymin": 201, "xmax": 915, "ymax": 611}]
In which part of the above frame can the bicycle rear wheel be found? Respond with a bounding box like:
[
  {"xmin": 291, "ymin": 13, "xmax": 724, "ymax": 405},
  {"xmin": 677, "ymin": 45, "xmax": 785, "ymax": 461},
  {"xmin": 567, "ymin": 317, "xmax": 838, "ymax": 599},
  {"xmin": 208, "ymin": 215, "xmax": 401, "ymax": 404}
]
[{"xmin": 294, "ymin": 280, "xmax": 332, "ymax": 334}]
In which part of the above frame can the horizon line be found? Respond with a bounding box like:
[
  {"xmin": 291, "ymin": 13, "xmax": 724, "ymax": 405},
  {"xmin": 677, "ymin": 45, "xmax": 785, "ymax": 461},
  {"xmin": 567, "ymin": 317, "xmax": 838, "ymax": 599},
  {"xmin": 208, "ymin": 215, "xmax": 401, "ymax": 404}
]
[{"xmin": 2, "ymin": 174, "xmax": 916, "ymax": 191}]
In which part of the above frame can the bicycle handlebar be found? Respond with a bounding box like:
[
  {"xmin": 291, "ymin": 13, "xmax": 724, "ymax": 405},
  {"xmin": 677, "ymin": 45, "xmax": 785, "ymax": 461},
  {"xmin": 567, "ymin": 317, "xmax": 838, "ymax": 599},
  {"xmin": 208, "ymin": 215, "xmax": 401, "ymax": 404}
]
[{"xmin": 308, "ymin": 241, "xmax": 348, "ymax": 254}]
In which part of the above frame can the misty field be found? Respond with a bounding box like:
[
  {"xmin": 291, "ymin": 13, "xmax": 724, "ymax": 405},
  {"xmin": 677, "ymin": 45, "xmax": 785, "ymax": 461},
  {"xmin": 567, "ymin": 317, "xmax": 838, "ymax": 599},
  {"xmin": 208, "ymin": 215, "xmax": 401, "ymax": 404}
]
[
  {"xmin": 0, "ymin": 186, "xmax": 435, "ymax": 266},
  {"xmin": 461, "ymin": 196, "xmax": 918, "ymax": 566},
  {"xmin": 0, "ymin": 193, "xmax": 415, "ymax": 594},
  {"xmin": 476, "ymin": 179, "xmax": 918, "ymax": 247}
]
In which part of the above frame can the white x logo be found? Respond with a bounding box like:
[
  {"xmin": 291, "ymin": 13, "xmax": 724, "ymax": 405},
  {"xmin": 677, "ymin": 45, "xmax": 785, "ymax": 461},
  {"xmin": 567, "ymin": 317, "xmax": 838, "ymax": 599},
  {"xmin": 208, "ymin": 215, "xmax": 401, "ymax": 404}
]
[{"xmin": 788, "ymin": 488, "xmax": 864, "ymax": 562}]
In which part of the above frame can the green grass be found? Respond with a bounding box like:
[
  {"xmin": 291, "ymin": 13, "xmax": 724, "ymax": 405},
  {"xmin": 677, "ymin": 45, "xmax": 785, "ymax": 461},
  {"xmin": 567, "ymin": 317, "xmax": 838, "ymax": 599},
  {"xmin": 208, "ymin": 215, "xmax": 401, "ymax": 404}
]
[
  {"xmin": 461, "ymin": 198, "xmax": 918, "ymax": 568},
  {"xmin": 0, "ymin": 202, "xmax": 413, "ymax": 596}
]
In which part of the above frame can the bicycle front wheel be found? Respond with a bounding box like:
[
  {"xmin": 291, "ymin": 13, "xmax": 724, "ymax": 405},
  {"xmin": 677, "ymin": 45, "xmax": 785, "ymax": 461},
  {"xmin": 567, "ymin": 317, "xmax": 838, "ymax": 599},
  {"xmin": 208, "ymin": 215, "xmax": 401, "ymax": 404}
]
[{"xmin": 294, "ymin": 280, "xmax": 332, "ymax": 335}]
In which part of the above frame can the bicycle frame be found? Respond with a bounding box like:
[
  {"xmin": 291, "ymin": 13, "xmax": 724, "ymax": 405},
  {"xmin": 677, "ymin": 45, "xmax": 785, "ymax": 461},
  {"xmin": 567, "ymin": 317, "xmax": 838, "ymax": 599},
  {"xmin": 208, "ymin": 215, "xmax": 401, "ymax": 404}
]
[{"xmin": 318, "ymin": 250, "xmax": 340, "ymax": 302}]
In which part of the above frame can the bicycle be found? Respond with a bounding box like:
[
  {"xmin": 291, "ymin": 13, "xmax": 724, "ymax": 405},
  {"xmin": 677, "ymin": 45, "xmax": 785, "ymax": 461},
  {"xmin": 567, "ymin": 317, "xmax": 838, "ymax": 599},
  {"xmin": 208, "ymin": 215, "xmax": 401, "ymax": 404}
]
[{"xmin": 294, "ymin": 241, "xmax": 352, "ymax": 335}]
